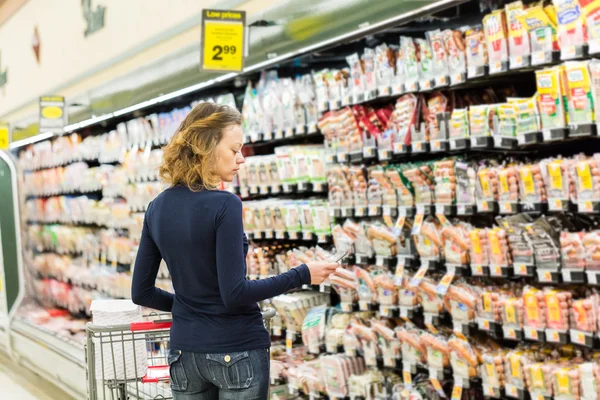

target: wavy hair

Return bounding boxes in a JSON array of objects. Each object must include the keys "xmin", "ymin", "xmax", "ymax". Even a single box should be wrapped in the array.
[{"xmin": 159, "ymin": 102, "xmax": 242, "ymax": 191}]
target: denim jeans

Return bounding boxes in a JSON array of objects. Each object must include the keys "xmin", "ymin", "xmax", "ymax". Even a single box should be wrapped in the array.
[{"xmin": 168, "ymin": 348, "xmax": 270, "ymax": 400}]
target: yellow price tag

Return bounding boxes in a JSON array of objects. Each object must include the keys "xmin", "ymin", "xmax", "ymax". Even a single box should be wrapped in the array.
[
  {"xmin": 202, "ymin": 10, "xmax": 246, "ymax": 71},
  {"xmin": 403, "ymin": 370, "xmax": 412, "ymax": 385},
  {"xmin": 0, "ymin": 124, "xmax": 8, "ymax": 150},
  {"xmin": 451, "ymin": 385, "xmax": 462, "ymax": 400}
]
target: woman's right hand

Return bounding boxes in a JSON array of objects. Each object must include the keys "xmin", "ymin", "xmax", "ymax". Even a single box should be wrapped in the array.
[{"xmin": 305, "ymin": 262, "xmax": 339, "ymax": 285}]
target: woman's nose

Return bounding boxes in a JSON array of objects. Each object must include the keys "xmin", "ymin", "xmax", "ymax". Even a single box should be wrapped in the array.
[{"xmin": 237, "ymin": 153, "xmax": 245, "ymax": 164}]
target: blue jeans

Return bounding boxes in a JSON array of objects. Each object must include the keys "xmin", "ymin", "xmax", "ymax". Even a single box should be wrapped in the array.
[{"xmin": 168, "ymin": 348, "xmax": 270, "ymax": 399}]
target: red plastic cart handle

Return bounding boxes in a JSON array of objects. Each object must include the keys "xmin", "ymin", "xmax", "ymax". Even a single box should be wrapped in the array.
[{"xmin": 130, "ymin": 320, "xmax": 172, "ymax": 331}]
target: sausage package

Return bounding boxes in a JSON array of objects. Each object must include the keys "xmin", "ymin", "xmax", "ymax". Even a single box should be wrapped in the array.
[
  {"xmin": 413, "ymin": 217, "xmax": 442, "ymax": 261},
  {"xmin": 448, "ymin": 335, "xmax": 480, "ymax": 378}
]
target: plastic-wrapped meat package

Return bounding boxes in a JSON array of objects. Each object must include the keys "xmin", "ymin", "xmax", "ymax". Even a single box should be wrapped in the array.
[
  {"xmin": 392, "ymin": 94, "xmax": 419, "ymax": 147},
  {"xmin": 417, "ymin": 38, "xmax": 435, "ymax": 86},
  {"xmin": 443, "ymin": 29, "xmax": 467, "ymax": 78},
  {"xmin": 332, "ymin": 225, "xmax": 356, "ymax": 256},
  {"xmin": 561, "ymin": 232, "xmax": 586, "ymax": 271},
  {"xmin": 448, "ymin": 336, "xmax": 480, "ymax": 378},
  {"xmin": 414, "ymin": 217, "xmax": 442, "ymax": 260},
  {"xmin": 449, "ymin": 108, "xmax": 470, "ymax": 139},
  {"xmin": 523, "ymin": 286, "xmax": 547, "ymax": 330},
  {"xmin": 517, "ymin": 5, "xmax": 558, "ymax": 55},
  {"xmin": 396, "ymin": 326, "xmax": 427, "ymax": 367},
  {"xmin": 349, "ymin": 166, "xmax": 368, "ymax": 209},
  {"xmin": 554, "ymin": 0, "xmax": 587, "ymax": 54},
  {"xmin": 483, "ymin": 9, "xmax": 509, "ymax": 69},
  {"xmin": 505, "ymin": 1, "xmax": 531, "ymax": 63},
  {"xmin": 442, "ymin": 222, "xmax": 471, "ymax": 265},
  {"xmin": 543, "ymin": 288, "xmax": 572, "ymax": 331},
  {"xmin": 584, "ymin": 231, "xmax": 600, "ymax": 271},
  {"xmin": 497, "ymin": 166, "xmax": 520, "ymax": 203},
  {"xmin": 367, "ymin": 223, "xmax": 397, "ymax": 257},
  {"xmin": 385, "ymin": 167, "xmax": 414, "ymax": 208},
  {"xmin": 455, "ymin": 162, "xmax": 477, "ymax": 206},
  {"xmin": 325, "ymin": 313, "xmax": 351, "ymax": 353},
  {"xmin": 477, "ymin": 288, "xmax": 509, "ymax": 324},
  {"xmin": 541, "ymin": 158, "xmax": 573, "ymax": 205},
  {"xmin": 344, "ymin": 221, "xmax": 372, "ymax": 257},
  {"xmin": 327, "ymin": 165, "xmax": 353, "ymax": 209},
  {"xmin": 524, "ymin": 362, "xmax": 557, "ymax": 398},
  {"xmin": 570, "ymin": 293, "xmax": 599, "ymax": 333},
  {"xmin": 498, "ymin": 215, "xmax": 533, "ymax": 265},
  {"xmin": 553, "ymin": 364, "xmax": 582, "ymax": 400},
  {"xmin": 469, "ymin": 228, "xmax": 491, "ymax": 267},
  {"xmin": 579, "ymin": 362, "xmax": 600, "ymax": 400},
  {"xmin": 356, "ymin": 267, "xmax": 378, "ymax": 305},
  {"xmin": 426, "ymin": 92, "xmax": 449, "ymax": 141},
  {"xmin": 418, "ymin": 277, "xmax": 446, "ymax": 315},
  {"xmin": 526, "ymin": 216, "xmax": 561, "ymax": 270},
  {"xmin": 517, "ymin": 164, "xmax": 547, "ymax": 204},
  {"xmin": 487, "ymin": 228, "xmax": 512, "ymax": 267},
  {"xmin": 398, "ymin": 272, "xmax": 419, "ymax": 307},
  {"xmin": 421, "ymin": 331, "xmax": 450, "ymax": 371},
  {"xmin": 427, "ymin": 29, "xmax": 450, "ymax": 81},
  {"xmin": 302, "ymin": 306, "xmax": 329, "ymax": 354},
  {"xmin": 564, "ymin": 61, "xmax": 595, "ymax": 125},
  {"xmin": 373, "ymin": 272, "xmax": 397, "ymax": 307},
  {"xmin": 403, "ymin": 164, "xmax": 435, "ymax": 205},
  {"xmin": 433, "ymin": 159, "xmax": 456, "ymax": 205},
  {"xmin": 400, "ymin": 37, "xmax": 420, "ymax": 89},
  {"xmin": 370, "ymin": 168, "xmax": 397, "ymax": 209},
  {"xmin": 573, "ymin": 156, "xmax": 600, "ymax": 203},
  {"xmin": 502, "ymin": 297, "xmax": 525, "ymax": 330},
  {"xmin": 444, "ymin": 281, "xmax": 479, "ymax": 326},
  {"xmin": 390, "ymin": 216, "xmax": 415, "ymax": 258},
  {"xmin": 321, "ymin": 355, "xmax": 366, "ymax": 398},
  {"xmin": 481, "ymin": 349, "xmax": 507, "ymax": 391},
  {"xmin": 477, "ymin": 166, "xmax": 499, "ymax": 202},
  {"xmin": 465, "ymin": 27, "xmax": 488, "ymax": 72}
]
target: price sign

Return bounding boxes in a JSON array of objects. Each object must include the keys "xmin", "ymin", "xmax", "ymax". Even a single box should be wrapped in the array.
[
  {"xmin": 201, "ymin": 9, "xmax": 246, "ymax": 71},
  {"xmin": 0, "ymin": 123, "xmax": 8, "ymax": 149},
  {"xmin": 39, "ymin": 96, "xmax": 66, "ymax": 132}
]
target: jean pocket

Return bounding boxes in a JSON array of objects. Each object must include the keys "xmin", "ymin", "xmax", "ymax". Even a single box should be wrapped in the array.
[
  {"xmin": 168, "ymin": 349, "xmax": 188, "ymax": 392},
  {"xmin": 206, "ymin": 351, "xmax": 254, "ymax": 390}
]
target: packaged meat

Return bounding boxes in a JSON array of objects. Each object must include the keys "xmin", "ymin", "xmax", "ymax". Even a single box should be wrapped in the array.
[
  {"xmin": 465, "ymin": 26, "xmax": 488, "ymax": 76},
  {"xmin": 403, "ymin": 163, "xmax": 435, "ymax": 206},
  {"xmin": 536, "ymin": 67, "xmax": 568, "ymax": 131},
  {"xmin": 441, "ymin": 222, "xmax": 471, "ymax": 265},
  {"xmin": 418, "ymin": 277, "xmax": 446, "ymax": 315},
  {"xmin": 561, "ymin": 232, "xmax": 586, "ymax": 270},
  {"xmin": 445, "ymin": 281, "xmax": 479, "ymax": 328},
  {"xmin": 427, "ymin": 29, "xmax": 450, "ymax": 85},
  {"xmin": 517, "ymin": 164, "xmax": 547, "ymax": 204},
  {"xmin": 413, "ymin": 217, "xmax": 442, "ymax": 261},
  {"xmin": 524, "ymin": 362, "xmax": 557, "ymax": 398},
  {"xmin": 396, "ymin": 326, "xmax": 427, "ymax": 368},
  {"xmin": 483, "ymin": 9, "xmax": 509, "ymax": 73},
  {"xmin": 541, "ymin": 158, "xmax": 573, "ymax": 207},
  {"xmin": 401, "ymin": 37, "xmax": 420, "ymax": 92},
  {"xmin": 506, "ymin": 1, "xmax": 531, "ymax": 67},
  {"xmin": 421, "ymin": 331, "xmax": 450, "ymax": 371},
  {"xmin": 553, "ymin": 0, "xmax": 587, "ymax": 58},
  {"xmin": 583, "ymin": 231, "xmax": 600, "ymax": 271},
  {"xmin": 518, "ymin": 4, "xmax": 559, "ymax": 57},
  {"xmin": 443, "ymin": 29, "xmax": 467, "ymax": 83},
  {"xmin": 449, "ymin": 108, "xmax": 470, "ymax": 139},
  {"xmin": 564, "ymin": 61, "xmax": 595, "ymax": 126},
  {"xmin": 543, "ymin": 288, "xmax": 572, "ymax": 331},
  {"xmin": 497, "ymin": 165, "xmax": 520, "ymax": 203},
  {"xmin": 433, "ymin": 158, "xmax": 457, "ymax": 205},
  {"xmin": 508, "ymin": 97, "xmax": 540, "ymax": 135},
  {"xmin": 448, "ymin": 336, "xmax": 480, "ymax": 378},
  {"xmin": 502, "ymin": 296, "xmax": 525, "ymax": 331},
  {"xmin": 480, "ymin": 349, "xmax": 507, "ymax": 393},
  {"xmin": 488, "ymin": 228, "xmax": 512, "ymax": 267},
  {"xmin": 573, "ymin": 157, "xmax": 600, "ymax": 203},
  {"xmin": 477, "ymin": 167, "xmax": 499, "ymax": 202},
  {"xmin": 569, "ymin": 293, "xmax": 599, "ymax": 334},
  {"xmin": 469, "ymin": 227, "xmax": 491, "ymax": 268},
  {"xmin": 469, "ymin": 105, "xmax": 492, "ymax": 137},
  {"xmin": 417, "ymin": 38, "xmax": 435, "ymax": 89},
  {"xmin": 523, "ymin": 286, "xmax": 547, "ymax": 330}
]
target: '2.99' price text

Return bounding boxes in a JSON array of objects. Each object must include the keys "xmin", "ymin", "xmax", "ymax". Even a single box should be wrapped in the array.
[{"xmin": 212, "ymin": 45, "xmax": 237, "ymax": 60}]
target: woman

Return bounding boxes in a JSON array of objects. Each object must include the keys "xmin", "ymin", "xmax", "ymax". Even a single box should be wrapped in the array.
[{"xmin": 131, "ymin": 102, "xmax": 338, "ymax": 399}]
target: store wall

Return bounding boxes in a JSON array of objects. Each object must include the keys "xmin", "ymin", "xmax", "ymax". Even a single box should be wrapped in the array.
[{"xmin": 0, "ymin": 0, "xmax": 239, "ymax": 120}]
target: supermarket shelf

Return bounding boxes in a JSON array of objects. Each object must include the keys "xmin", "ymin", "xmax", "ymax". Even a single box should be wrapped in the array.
[
  {"xmin": 26, "ymin": 220, "xmax": 129, "ymax": 230},
  {"xmin": 10, "ymin": 318, "xmax": 86, "ymax": 399},
  {"xmin": 25, "ymin": 189, "xmax": 103, "ymax": 200}
]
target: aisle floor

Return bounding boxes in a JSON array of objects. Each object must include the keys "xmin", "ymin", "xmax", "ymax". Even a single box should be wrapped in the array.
[{"xmin": 0, "ymin": 351, "xmax": 76, "ymax": 400}]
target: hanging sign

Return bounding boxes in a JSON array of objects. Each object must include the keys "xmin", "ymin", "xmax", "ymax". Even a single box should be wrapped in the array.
[
  {"xmin": 39, "ymin": 96, "xmax": 66, "ymax": 132},
  {"xmin": 201, "ymin": 9, "xmax": 246, "ymax": 71},
  {"xmin": 0, "ymin": 123, "xmax": 9, "ymax": 149}
]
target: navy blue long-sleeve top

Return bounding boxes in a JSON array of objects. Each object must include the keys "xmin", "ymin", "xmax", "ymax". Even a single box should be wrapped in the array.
[{"xmin": 131, "ymin": 186, "xmax": 311, "ymax": 353}]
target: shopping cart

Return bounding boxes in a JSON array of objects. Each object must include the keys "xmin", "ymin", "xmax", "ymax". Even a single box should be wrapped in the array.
[{"xmin": 85, "ymin": 308, "xmax": 276, "ymax": 400}]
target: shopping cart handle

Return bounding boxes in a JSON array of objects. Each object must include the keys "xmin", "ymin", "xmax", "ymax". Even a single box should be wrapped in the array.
[
  {"xmin": 130, "ymin": 320, "xmax": 173, "ymax": 332},
  {"xmin": 261, "ymin": 308, "xmax": 276, "ymax": 320}
]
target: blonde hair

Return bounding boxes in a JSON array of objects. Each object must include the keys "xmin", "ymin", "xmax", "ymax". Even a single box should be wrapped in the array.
[{"xmin": 159, "ymin": 102, "xmax": 242, "ymax": 191}]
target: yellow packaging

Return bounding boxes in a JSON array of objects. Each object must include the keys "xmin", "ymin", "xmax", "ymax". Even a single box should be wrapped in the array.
[
  {"xmin": 544, "ymin": 290, "xmax": 561, "ymax": 324},
  {"xmin": 505, "ymin": 299, "xmax": 517, "ymax": 324},
  {"xmin": 584, "ymin": 0, "xmax": 600, "ymax": 47},
  {"xmin": 555, "ymin": 368, "xmax": 571, "ymax": 395},
  {"xmin": 483, "ymin": 292, "xmax": 492, "ymax": 312},
  {"xmin": 518, "ymin": 5, "xmax": 558, "ymax": 51},
  {"xmin": 509, "ymin": 97, "xmax": 540, "ymax": 134},
  {"xmin": 536, "ymin": 67, "xmax": 566, "ymax": 130},
  {"xmin": 519, "ymin": 166, "xmax": 536, "ymax": 196},
  {"xmin": 547, "ymin": 161, "xmax": 563, "ymax": 191},
  {"xmin": 470, "ymin": 229, "xmax": 482, "ymax": 255},
  {"xmin": 553, "ymin": 0, "xmax": 586, "ymax": 52},
  {"xmin": 499, "ymin": 169, "xmax": 510, "ymax": 196},
  {"xmin": 510, "ymin": 352, "xmax": 522, "ymax": 379},
  {"xmin": 524, "ymin": 290, "xmax": 540, "ymax": 324},
  {"xmin": 479, "ymin": 170, "xmax": 492, "ymax": 197},
  {"xmin": 529, "ymin": 364, "xmax": 545, "ymax": 389},
  {"xmin": 564, "ymin": 61, "xmax": 595, "ymax": 124}
]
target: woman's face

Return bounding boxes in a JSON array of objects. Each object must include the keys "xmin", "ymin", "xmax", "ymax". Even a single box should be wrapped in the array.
[{"xmin": 215, "ymin": 124, "xmax": 245, "ymax": 183}]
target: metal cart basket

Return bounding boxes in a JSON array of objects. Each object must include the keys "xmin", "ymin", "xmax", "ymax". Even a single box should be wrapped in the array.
[{"xmin": 85, "ymin": 308, "xmax": 276, "ymax": 400}]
